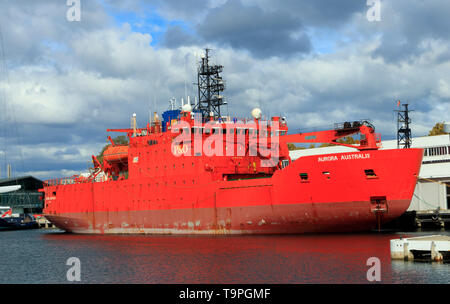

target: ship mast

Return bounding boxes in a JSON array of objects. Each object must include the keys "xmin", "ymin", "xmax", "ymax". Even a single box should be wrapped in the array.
[
  {"xmin": 194, "ymin": 49, "xmax": 226, "ymax": 121},
  {"xmin": 396, "ymin": 102, "xmax": 413, "ymax": 149}
]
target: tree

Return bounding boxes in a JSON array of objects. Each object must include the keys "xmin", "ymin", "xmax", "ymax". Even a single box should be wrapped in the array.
[
  {"xmin": 428, "ymin": 122, "xmax": 447, "ymax": 136},
  {"xmin": 112, "ymin": 135, "xmax": 129, "ymax": 145},
  {"xmin": 287, "ymin": 143, "xmax": 296, "ymax": 150},
  {"xmin": 319, "ymin": 137, "xmax": 359, "ymax": 147},
  {"xmin": 337, "ymin": 136, "xmax": 360, "ymax": 145},
  {"xmin": 319, "ymin": 143, "xmax": 334, "ymax": 147},
  {"xmin": 287, "ymin": 135, "xmax": 362, "ymax": 150},
  {"xmin": 287, "ymin": 143, "xmax": 305, "ymax": 150}
]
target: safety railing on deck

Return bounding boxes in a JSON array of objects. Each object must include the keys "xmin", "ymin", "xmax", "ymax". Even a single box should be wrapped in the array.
[
  {"xmin": 44, "ymin": 171, "xmax": 111, "ymax": 186},
  {"xmin": 44, "ymin": 176, "xmax": 94, "ymax": 186}
]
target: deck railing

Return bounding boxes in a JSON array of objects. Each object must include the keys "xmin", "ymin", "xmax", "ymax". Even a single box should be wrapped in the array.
[{"xmin": 44, "ymin": 176, "xmax": 93, "ymax": 186}]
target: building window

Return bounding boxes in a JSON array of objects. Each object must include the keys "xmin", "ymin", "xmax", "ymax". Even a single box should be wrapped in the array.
[{"xmin": 425, "ymin": 146, "xmax": 450, "ymax": 157}]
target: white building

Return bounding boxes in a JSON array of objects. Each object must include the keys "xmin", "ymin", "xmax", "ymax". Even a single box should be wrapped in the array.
[{"xmin": 289, "ymin": 134, "xmax": 450, "ymax": 212}]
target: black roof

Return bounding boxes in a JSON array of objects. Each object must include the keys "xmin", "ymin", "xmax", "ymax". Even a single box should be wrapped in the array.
[{"xmin": 0, "ymin": 176, "xmax": 43, "ymax": 190}]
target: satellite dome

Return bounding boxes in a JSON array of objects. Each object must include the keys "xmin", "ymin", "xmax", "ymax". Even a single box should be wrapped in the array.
[{"xmin": 251, "ymin": 108, "xmax": 262, "ymax": 120}]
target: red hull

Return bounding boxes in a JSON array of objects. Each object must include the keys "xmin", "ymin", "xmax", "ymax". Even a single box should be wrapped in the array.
[{"xmin": 43, "ymin": 148, "xmax": 423, "ymax": 234}]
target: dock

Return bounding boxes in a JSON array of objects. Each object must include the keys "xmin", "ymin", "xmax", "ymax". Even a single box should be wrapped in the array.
[
  {"xmin": 391, "ymin": 235, "xmax": 450, "ymax": 262},
  {"xmin": 415, "ymin": 209, "xmax": 450, "ymax": 229}
]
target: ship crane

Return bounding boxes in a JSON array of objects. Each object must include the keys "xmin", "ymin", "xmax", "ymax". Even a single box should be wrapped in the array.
[{"xmin": 279, "ymin": 120, "xmax": 381, "ymax": 151}]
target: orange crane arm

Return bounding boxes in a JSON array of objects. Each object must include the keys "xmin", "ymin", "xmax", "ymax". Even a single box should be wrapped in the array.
[{"xmin": 279, "ymin": 122, "xmax": 380, "ymax": 151}]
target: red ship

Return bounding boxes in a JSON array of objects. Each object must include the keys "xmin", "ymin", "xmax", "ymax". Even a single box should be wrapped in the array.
[{"xmin": 41, "ymin": 50, "xmax": 423, "ymax": 234}]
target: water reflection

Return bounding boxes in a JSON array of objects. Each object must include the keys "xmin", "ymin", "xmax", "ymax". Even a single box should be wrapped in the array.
[
  {"xmin": 0, "ymin": 229, "xmax": 448, "ymax": 283},
  {"xmin": 391, "ymin": 260, "xmax": 450, "ymax": 283}
]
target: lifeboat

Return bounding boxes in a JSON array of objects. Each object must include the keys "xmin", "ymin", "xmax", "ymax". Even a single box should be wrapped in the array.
[{"xmin": 102, "ymin": 145, "xmax": 128, "ymax": 163}]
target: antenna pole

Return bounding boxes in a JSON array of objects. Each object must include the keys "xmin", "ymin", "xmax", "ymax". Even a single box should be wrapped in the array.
[
  {"xmin": 396, "ymin": 102, "xmax": 413, "ymax": 149},
  {"xmin": 194, "ymin": 48, "xmax": 226, "ymax": 121}
]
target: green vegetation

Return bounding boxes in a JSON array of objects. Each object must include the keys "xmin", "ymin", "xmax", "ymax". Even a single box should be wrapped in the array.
[
  {"xmin": 428, "ymin": 122, "xmax": 448, "ymax": 136},
  {"xmin": 337, "ymin": 136, "xmax": 360, "ymax": 145},
  {"xmin": 287, "ymin": 143, "xmax": 305, "ymax": 151},
  {"xmin": 287, "ymin": 136, "xmax": 360, "ymax": 150},
  {"xmin": 318, "ymin": 143, "xmax": 334, "ymax": 147}
]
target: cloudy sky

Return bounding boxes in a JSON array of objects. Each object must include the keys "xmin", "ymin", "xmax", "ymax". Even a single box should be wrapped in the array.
[{"xmin": 0, "ymin": 0, "xmax": 449, "ymax": 180}]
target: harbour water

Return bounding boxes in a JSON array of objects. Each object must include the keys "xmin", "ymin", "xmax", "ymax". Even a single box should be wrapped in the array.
[{"xmin": 0, "ymin": 229, "xmax": 448, "ymax": 284}]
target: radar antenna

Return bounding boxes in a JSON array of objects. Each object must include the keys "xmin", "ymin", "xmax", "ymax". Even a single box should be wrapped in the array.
[{"xmin": 194, "ymin": 49, "xmax": 226, "ymax": 120}]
